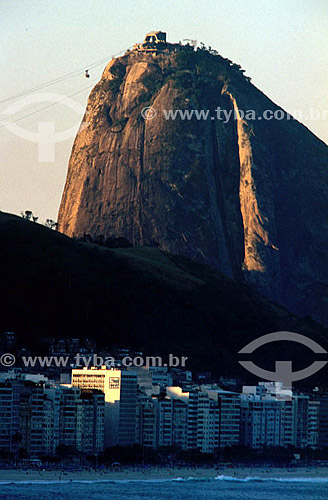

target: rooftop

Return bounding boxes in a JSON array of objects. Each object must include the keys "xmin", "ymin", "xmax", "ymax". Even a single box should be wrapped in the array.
[{"xmin": 133, "ymin": 31, "xmax": 180, "ymax": 53}]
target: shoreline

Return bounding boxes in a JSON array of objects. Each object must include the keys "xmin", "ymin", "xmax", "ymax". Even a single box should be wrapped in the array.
[{"xmin": 1, "ymin": 466, "xmax": 328, "ymax": 483}]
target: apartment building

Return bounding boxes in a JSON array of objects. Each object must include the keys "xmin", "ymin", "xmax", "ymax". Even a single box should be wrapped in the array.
[
  {"xmin": 0, "ymin": 382, "xmax": 20, "ymax": 453},
  {"xmin": 71, "ymin": 367, "xmax": 137, "ymax": 447},
  {"xmin": 240, "ymin": 384, "xmax": 321, "ymax": 449},
  {"xmin": 202, "ymin": 387, "xmax": 241, "ymax": 449},
  {"xmin": 0, "ymin": 380, "xmax": 104, "ymax": 457}
]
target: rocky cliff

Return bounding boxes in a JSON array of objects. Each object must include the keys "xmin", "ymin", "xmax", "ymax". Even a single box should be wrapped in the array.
[{"xmin": 58, "ymin": 43, "xmax": 328, "ymax": 325}]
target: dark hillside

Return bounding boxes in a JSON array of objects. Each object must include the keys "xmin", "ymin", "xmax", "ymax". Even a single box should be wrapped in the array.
[{"xmin": 0, "ymin": 211, "xmax": 327, "ymax": 383}]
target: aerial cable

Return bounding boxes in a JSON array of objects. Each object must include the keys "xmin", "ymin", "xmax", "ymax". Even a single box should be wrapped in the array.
[
  {"xmin": 0, "ymin": 84, "xmax": 94, "ymax": 130},
  {"xmin": 0, "ymin": 58, "xmax": 106, "ymax": 105},
  {"xmin": 0, "ymin": 45, "xmax": 132, "ymax": 106}
]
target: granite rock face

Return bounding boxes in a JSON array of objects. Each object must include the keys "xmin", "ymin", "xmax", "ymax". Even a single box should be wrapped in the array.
[{"xmin": 58, "ymin": 47, "xmax": 328, "ymax": 324}]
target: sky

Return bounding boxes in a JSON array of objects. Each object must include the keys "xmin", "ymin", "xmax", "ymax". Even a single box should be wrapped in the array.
[{"xmin": 0, "ymin": 0, "xmax": 327, "ymax": 221}]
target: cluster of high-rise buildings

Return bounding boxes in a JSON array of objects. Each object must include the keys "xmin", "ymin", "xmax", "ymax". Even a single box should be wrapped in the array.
[
  {"xmin": 0, "ymin": 375, "xmax": 105, "ymax": 457},
  {"xmin": 0, "ymin": 366, "xmax": 327, "ymax": 458}
]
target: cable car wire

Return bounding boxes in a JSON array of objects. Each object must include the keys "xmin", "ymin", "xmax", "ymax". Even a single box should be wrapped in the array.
[
  {"xmin": 0, "ymin": 84, "xmax": 94, "ymax": 130},
  {"xmin": 0, "ymin": 45, "xmax": 132, "ymax": 106}
]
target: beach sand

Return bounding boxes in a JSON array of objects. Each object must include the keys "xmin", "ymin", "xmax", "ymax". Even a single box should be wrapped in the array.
[{"xmin": 1, "ymin": 466, "xmax": 328, "ymax": 482}]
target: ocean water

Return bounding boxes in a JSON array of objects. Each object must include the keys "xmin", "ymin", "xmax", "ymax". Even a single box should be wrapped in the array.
[{"xmin": 1, "ymin": 476, "xmax": 328, "ymax": 500}]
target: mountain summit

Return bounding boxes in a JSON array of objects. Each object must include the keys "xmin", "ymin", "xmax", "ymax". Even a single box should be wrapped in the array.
[{"xmin": 58, "ymin": 33, "xmax": 328, "ymax": 324}]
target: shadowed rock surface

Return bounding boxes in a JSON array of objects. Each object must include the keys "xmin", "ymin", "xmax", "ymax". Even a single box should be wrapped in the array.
[{"xmin": 58, "ymin": 44, "xmax": 328, "ymax": 325}]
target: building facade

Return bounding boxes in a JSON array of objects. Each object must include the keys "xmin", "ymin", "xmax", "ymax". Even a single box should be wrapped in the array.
[
  {"xmin": 0, "ymin": 380, "xmax": 104, "ymax": 457},
  {"xmin": 71, "ymin": 367, "xmax": 137, "ymax": 447}
]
